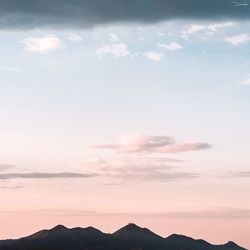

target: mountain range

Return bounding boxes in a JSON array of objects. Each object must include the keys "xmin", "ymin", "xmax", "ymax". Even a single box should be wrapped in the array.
[{"xmin": 0, "ymin": 223, "xmax": 247, "ymax": 250}]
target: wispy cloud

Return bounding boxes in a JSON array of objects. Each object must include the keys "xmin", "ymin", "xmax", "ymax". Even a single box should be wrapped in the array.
[
  {"xmin": 1, "ymin": 66, "xmax": 22, "ymax": 72},
  {"xmin": 144, "ymin": 52, "xmax": 165, "ymax": 61},
  {"xmin": 221, "ymin": 170, "xmax": 250, "ymax": 178},
  {"xmin": 0, "ymin": 185, "xmax": 24, "ymax": 189},
  {"xmin": 81, "ymin": 157, "xmax": 198, "ymax": 183},
  {"xmin": 239, "ymin": 79, "xmax": 250, "ymax": 85},
  {"xmin": 91, "ymin": 134, "xmax": 211, "ymax": 154},
  {"xmin": 97, "ymin": 43, "xmax": 129, "ymax": 57},
  {"xmin": 182, "ymin": 22, "xmax": 235, "ymax": 39},
  {"xmin": 225, "ymin": 33, "xmax": 250, "ymax": 45},
  {"xmin": 109, "ymin": 33, "xmax": 119, "ymax": 42},
  {"xmin": 151, "ymin": 207, "xmax": 250, "ymax": 220},
  {"xmin": 158, "ymin": 42, "xmax": 183, "ymax": 51},
  {"xmin": 9, "ymin": 207, "xmax": 250, "ymax": 220},
  {"xmin": 21, "ymin": 36, "xmax": 64, "ymax": 53},
  {"xmin": 0, "ymin": 172, "xmax": 96, "ymax": 180},
  {"xmin": 68, "ymin": 34, "xmax": 82, "ymax": 41}
]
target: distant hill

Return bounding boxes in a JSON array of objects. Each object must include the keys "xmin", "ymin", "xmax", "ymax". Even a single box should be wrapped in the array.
[{"xmin": 0, "ymin": 223, "xmax": 247, "ymax": 250}]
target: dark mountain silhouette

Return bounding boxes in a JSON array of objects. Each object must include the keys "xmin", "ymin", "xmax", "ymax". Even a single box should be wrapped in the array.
[
  {"xmin": 0, "ymin": 224, "xmax": 247, "ymax": 250},
  {"xmin": 113, "ymin": 223, "xmax": 165, "ymax": 249}
]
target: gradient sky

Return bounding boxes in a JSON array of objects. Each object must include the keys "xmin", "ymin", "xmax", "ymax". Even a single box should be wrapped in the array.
[{"xmin": 0, "ymin": 0, "xmax": 250, "ymax": 249}]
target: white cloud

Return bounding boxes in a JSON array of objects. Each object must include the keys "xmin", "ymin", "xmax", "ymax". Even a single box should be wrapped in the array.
[
  {"xmin": 207, "ymin": 22, "xmax": 235, "ymax": 32},
  {"xmin": 1, "ymin": 66, "xmax": 22, "ymax": 72},
  {"xmin": 68, "ymin": 34, "xmax": 82, "ymax": 41},
  {"xmin": 144, "ymin": 51, "xmax": 165, "ymax": 61},
  {"xmin": 97, "ymin": 43, "xmax": 129, "ymax": 57},
  {"xmin": 21, "ymin": 36, "xmax": 64, "ymax": 53},
  {"xmin": 138, "ymin": 36, "xmax": 146, "ymax": 41},
  {"xmin": 185, "ymin": 24, "xmax": 207, "ymax": 35},
  {"xmin": 182, "ymin": 22, "xmax": 235, "ymax": 39},
  {"xmin": 239, "ymin": 79, "xmax": 250, "ymax": 85},
  {"xmin": 109, "ymin": 33, "xmax": 119, "ymax": 42},
  {"xmin": 158, "ymin": 42, "xmax": 183, "ymax": 51},
  {"xmin": 225, "ymin": 33, "xmax": 250, "ymax": 45}
]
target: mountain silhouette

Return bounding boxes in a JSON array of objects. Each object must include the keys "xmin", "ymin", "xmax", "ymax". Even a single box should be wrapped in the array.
[{"xmin": 0, "ymin": 224, "xmax": 246, "ymax": 250}]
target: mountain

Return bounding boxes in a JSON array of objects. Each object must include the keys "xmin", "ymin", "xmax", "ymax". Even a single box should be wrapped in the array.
[
  {"xmin": 113, "ymin": 223, "xmax": 165, "ymax": 249},
  {"xmin": 0, "ymin": 224, "xmax": 247, "ymax": 250}
]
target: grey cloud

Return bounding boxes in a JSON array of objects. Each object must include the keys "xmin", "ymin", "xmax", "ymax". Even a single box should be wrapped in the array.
[
  {"xmin": 0, "ymin": 172, "xmax": 97, "ymax": 180},
  {"xmin": 91, "ymin": 135, "xmax": 211, "ymax": 154},
  {"xmin": 158, "ymin": 142, "xmax": 212, "ymax": 153},
  {"xmin": 0, "ymin": 0, "xmax": 250, "ymax": 30}
]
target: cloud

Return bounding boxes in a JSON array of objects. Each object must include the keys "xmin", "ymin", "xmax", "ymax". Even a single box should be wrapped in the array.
[
  {"xmin": 21, "ymin": 36, "xmax": 64, "ymax": 53},
  {"xmin": 0, "ymin": 185, "xmax": 24, "ymax": 189},
  {"xmin": 97, "ymin": 43, "xmax": 129, "ymax": 57},
  {"xmin": 109, "ymin": 33, "xmax": 119, "ymax": 42},
  {"xmin": 207, "ymin": 22, "xmax": 235, "ymax": 31},
  {"xmin": 239, "ymin": 79, "xmax": 250, "ymax": 85},
  {"xmin": 144, "ymin": 52, "xmax": 165, "ymax": 61},
  {"xmin": 68, "ymin": 34, "xmax": 82, "ymax": 41},
  {"xmin": 225, "ymin": 33, "xmax": 250, "ymax": 45},
  {"xmin": 81, "ymin": 157, "xmax": 198, "ymax": 183},
  {"xmin": 157, "ymin": 142, "xmax": 212, "ymax": 153},
  {"xmin": 91, "ymin": 134, "xmax": 211, "ymax": 154},
  {"xmin": 0, "ymin": 1, "xmax": 249, "ymax": 30},
  {"xmin": 222, "ymin": 170, "xmax": 250, "ymax": 178},
  {"xmin": 16, "ymin": 207, "xmax": 250, "ymax": 220},
  {"xmin": 1, "ymin": 67, "xmax": 22, "ymax": 72},
  {"xmin": 182, "ymin": 22, "xmax": 235, "ymax": 39},
  {"xmin": 158, "ymin": 42, "xmax": 183, "ymax": 51},
  {"xmin": 0, "ymin": 164, "xmax": 15, "ymax": 172},
  {"xmin": 150, "ymin": 207, "xmax": 250, "ymax": 220},
  {"xmin": 0, "ymin": 172, "xmax": 96, "ymax": 180}
]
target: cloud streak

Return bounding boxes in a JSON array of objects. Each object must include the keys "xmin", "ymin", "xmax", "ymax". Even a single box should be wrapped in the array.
[
  {"xmin": 7, "ymin": 207, "xmax": 250, "ymax": 220},
  {"xmin": 0, "ymin": 172, "xmax": 96, "ymax": 180},
  {"xmin": 222, "ymin": 170, "xmax": 250, "ymax": 178},
  {"xmin": 91, "ymin": 134, "xmax": 211, "ymax": 154},
  {"xmin": 225, "ymin": 33, "xmax": 250, "ymax": 45},
  {"xmin": 0, "ymin": 0, "xmax": 250, "ymax": 30},
  {"xmin": 240, "ymin": 79, "xmax": 250, "ymax": 85}
]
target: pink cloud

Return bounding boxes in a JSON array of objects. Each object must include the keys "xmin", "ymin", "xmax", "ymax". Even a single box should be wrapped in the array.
[
  {"xmin": 81, "ymin": 157, "xmax": 198, "ymax": 183},
  {"xmin": 91, "ymin": 134, "xmax": 211, "ymax": 154}
]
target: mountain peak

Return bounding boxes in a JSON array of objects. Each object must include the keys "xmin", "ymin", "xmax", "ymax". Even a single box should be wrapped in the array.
[
  {"xmin": 124, "ymin": 223, "xmax": 141, "ymax": 230},
  {"xmin": 224, "ymin": 241, "xmax": 245, "ymax": 249},
  {"xmin": 50, "ymin": 225, "xmax": 69, "ymax": 232},
  {"xmin": 114, "ymin": 223, "xmax": 144, "ymax": 234},
  {"xmin": 113, "ymin": 223, "xmax": 162, "ymax": 240}
]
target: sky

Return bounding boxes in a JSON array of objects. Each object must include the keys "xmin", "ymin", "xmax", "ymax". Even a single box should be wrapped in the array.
[{"xmin": 0, "ymin": 0, "xmax": 250, "ymax": 248}]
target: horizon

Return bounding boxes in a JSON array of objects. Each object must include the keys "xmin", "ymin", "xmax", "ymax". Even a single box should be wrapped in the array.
[{"xmin": 0, "ymin": 1, "xmax": 250, "ymax": 249}]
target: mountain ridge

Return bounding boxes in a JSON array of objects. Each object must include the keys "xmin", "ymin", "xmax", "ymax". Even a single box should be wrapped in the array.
[{"xmin": 0, "ymin": 224, "xmax": 247, "ymax": 250}]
